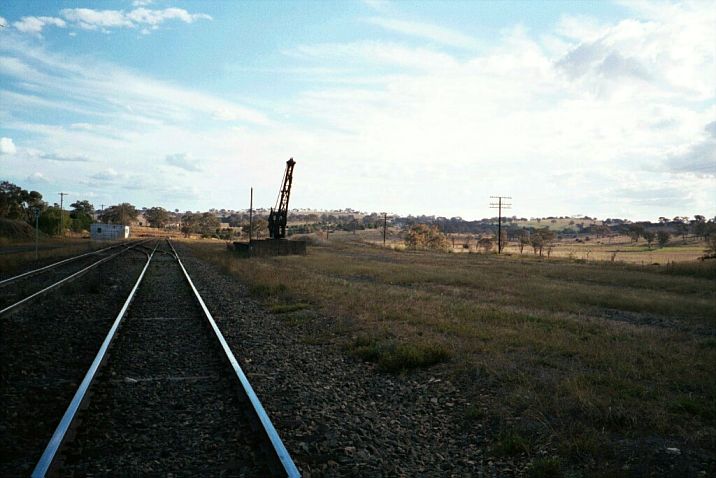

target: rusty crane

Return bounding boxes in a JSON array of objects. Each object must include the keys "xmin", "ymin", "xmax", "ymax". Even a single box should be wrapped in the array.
[{"xmin": 268, "ymin": 158, "xmax": 295, "ymax": 240}]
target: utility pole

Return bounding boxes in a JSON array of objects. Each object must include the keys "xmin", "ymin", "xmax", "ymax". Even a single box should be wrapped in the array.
[
  {"xmin": 383, "ymin": 213, "xmax": 387, "ymax": 246},
  {"xmin": 33, "ymin": 207, "xmax": 40, "ymax": 260},
  {"xmin": 249, "ymin": 187, "xmax": 253, "ymax": 243},
  {"xmin": 58, "ymin": 192, "xmax": 68, "ymax": 236},
  {"xmin": 490, "ymin": 196, "xmax": 512, "ymax": 254}
]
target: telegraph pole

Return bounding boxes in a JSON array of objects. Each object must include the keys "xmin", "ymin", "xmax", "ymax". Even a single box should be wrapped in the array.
[
  {"xmin": 383, "ymin": 213, "xmax": 387, "ymax": 246},
  {"xmin": 490, "ymin": 196, "xmax": 512, "ymax": 254},
  {"xmin": 249, "ymin": 187, "xmax": 253, "ymax": 243},
  {"xmin": 58, "ymin": 192, "xmax": 68, "ymax": 236},
  {"xmin": 33, "ymin": 207, "xmax": 40, "ymax": 260}
]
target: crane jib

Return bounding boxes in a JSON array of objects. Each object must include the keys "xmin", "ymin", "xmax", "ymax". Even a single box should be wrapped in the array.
[{"xmin": 268, "ymin": 158, "xmax": 295, "ymax": 240}]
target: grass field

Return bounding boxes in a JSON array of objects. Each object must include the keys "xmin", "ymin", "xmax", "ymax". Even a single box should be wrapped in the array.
[
  {"xmin": 351, "ymin": 229, "xmax": 709, "ymax": 264},
  {"xmin": 191, "ymin": 237, "xmax": 716, "ymax": 474}
]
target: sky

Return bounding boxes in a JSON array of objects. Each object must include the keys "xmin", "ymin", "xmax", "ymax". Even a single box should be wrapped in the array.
[{"xmin": 0, "ymin": 0, "xmax": 714, "ymax": 221}]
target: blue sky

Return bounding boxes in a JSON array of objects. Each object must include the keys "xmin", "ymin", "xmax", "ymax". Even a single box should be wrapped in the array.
[{"xmin": 0, "ymin": 0, "xmax": 714, "ymax": 220}]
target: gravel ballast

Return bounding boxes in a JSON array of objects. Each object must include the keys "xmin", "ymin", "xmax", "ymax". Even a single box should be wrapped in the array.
[
  {"xmin": 59, "ymin": 244, "xmax": 273, "ymax": 476},
  {"xmin": 0, "ymin": 248, "xmax": 148, "ymax": 476},
  {"xmin": 177, "ymin": 244, "xmax": 511, "ymax": 477}
]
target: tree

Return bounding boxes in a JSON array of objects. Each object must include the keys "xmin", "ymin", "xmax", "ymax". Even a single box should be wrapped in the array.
[
  {"xmin": 242, "ymin": 218, "xmax": 268, "ymax": 240},
  {"xmin": 692, "ymin": 215, "xmax": 707, "ymax": 239},
  {"xmin": 530, "ymin": 227, "xmax": 555, "ymax": 257},
  {"xmin": 69, "ymin": 200, "xmax": 94, "ymax": 232},
  {"xmin": 99, "ymin": 203, "xmax": 138, "ymax": 225},
  {"xmin": 477, "ymin": 237, "xmax": 494, "ymax": 253},
  {"xmin": 38, "ymin": 206, "xmax": 71, "ymax": 235},
  {"xmin": 530, "ymin": 234, "xmax": 544, "ymax": 256},
  {"xmin": 0, "ymin": 181, "xmax": 46, "ymax": 222},
  {"xmin": 181, "ymin": 212, "xmax": 221, "ymax": 237},
  {"xmin": 498, "ymin": 229, "xmax": 508, "ymax": 253},
  {"xmin": 405, "ymin": 224, "xmax": 449, "ymax": 251},
  {"xmin": 518, "ymin": 231, "xmax": 530, "ymax": 254},
  {"xmin": 643, "ymin": 230, "xmax": 655, "ymax": 249},
  {"xmin": 144, "ymin": 207, "xmax": 170, "ymax": 228},
  {"xmin": 705, "ymin": 235, "xmax": 716, "ymax": 259},
  {"xmin": 627, "ymin": 224, "xmax": 644, "ymax": 242},
  {"xmin": 657, "ymin": 231, "xmax": 670, "ymax": 247}
]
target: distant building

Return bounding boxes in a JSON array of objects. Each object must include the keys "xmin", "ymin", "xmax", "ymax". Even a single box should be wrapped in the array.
[{"xmin": 91, "ymin": 223, "xmax": 130, "ymax": 240}]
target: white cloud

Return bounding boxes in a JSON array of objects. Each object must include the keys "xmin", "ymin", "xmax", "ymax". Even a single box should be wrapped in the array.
[
  {"xmin": 166, "ymin": 153, "xmax": 202, "ymax": 172},
  {"xmin": 554, "ymin": 6, "xmax": 716, "ymax": 100},
  {"xmin": 41, "ymin": 152, "xmax": 91, "ymax": 162},
  {"xmin": 1, "ymin": 1, "xmax": 714, "ymax": 219},
  {"xmin": 366, "ymin": 17, "xmax": 479, "ymax": 49},
  {"xmin": 126, "ymin": 8, "xmax": 211, "ymax": 25},
  {"xmin": 59, "ymin": 7, "xmax": 211, "ymax": 32},
  {"xmin": 26, "ymin": 172, "xmax": 49, "ymax": 183},
  {"xmin": 0, "ymin": 39, "xmax": 267, "ymax": 125},
  {"xmin": 13, "ymin": 16, "xmax": 66, "ymax": 35},
  {"xmin": 0, "ymin": 137, "xmax": 17, "ymax": 155},
  {"xmin": 90, "ymin": 168, "xmax": 120, "ymax": 181},
  {"xmin": 60, "ymin": 9, "xmax": 132, "ymax": 30},
  {"xmin": 0, "ymin": 16, "xmax": 8, "ymax": 27}
]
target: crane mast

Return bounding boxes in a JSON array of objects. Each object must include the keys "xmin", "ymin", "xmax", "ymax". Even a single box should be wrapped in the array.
[{"xmin": 268, "ymin": 158, "xmax": 295, "ymax": 239}]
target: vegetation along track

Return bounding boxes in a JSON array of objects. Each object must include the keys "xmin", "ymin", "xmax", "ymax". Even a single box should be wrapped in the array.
[
  {"xmin": 33, "ymin": 239, "xmax": 299, "ymax": 477},
  {"xmin": 0, "ymin": 240, "xmax": 151, "ymax": 316}
]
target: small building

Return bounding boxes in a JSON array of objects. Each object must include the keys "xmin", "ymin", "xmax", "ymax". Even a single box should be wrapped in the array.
[{"xmin": 91, "ymin": 223, "xmax": 130, "ymax": 240}]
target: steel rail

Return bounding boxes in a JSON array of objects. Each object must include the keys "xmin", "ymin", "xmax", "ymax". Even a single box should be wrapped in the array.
[
  {"xmin": 0, "ymin": 240, "xmax": 149, "ymax": 317},
  {"xmin": 168, "ymin": 240, "xmax": 300, "ymax": 478},
  {"xmin": 0, "ymin": 241, "xmax": 132, "ymax": 287},
  {"xmin": 31, "ymin": 242, "xmax": 159, "ymax": 478}
]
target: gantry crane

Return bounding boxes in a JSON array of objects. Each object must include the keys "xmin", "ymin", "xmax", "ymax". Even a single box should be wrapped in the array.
[{"xmin": 268, "ymin": 158, "xmax": 295, "ymax": 239}]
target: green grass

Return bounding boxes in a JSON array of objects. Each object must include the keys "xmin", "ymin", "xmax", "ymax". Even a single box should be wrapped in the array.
[
  {"xmin": 269, "ymin": 303, "xmax": 310, "ymax": 314},
  {"xmin": 189, "ymin": 239, "xmax": 716, "ymax": 471},
  {"xmin": 493, "ymin": 429, "xmax": 530, "ymax": 456},
  {"xmin": 527, "ymin": 457, "xmax": 563, "ymax": 478},
  {"xmin": 350, "ymin": 336, "xmax": 451, "ymax": 372}
]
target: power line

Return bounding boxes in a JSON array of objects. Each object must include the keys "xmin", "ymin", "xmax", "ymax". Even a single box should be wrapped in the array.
[{"xmin": 489, "ymin": 196, "xmax": 512, "ymax": 254}]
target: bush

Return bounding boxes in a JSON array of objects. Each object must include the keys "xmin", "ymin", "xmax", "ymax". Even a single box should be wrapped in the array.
[
  {"xmin": 493, "ymin": 430, "xmax": 529, "ymax": 456},
  {"xmin": 405, "ymin": 224, "xmax": 450, "ymax": 251},
  {"xmin": 527, "ymin": 457, "xmax": 563, "ymax": 478},
  {"xmin": 351, "ymin": 337, "xmax": 451, "ymax": 372}
]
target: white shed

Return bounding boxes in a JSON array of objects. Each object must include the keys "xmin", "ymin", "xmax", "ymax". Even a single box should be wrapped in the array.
[{"xmin": 90, "ymin": 223, "xmax": 130, "ymax": 240}]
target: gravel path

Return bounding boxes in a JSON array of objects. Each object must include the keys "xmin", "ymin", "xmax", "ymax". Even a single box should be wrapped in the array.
[
  {"xmin": 177, "ymin": 244, "xmax": 517, "ymax": 477},
  {"xmin": 58, "ymin": 243, "xmax": 273, "ymax": 476},
  {"xmin": 0, "ymin": 248, "xmax": 148, "ymax": 476}
]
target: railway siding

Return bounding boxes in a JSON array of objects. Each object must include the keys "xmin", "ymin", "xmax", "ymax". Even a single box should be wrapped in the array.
[{"xmin": 0, "ymin": 248, "xmax": 149, "ymax": 476}]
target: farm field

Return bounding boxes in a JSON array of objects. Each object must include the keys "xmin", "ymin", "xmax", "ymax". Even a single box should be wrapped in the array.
[
  {"xmin": 191, "ymin": 237, "xmax": 716, "ymax": 475},
  {"xmin": 348, "ymin": 229, "xmax": 709, "ymax": 264}
]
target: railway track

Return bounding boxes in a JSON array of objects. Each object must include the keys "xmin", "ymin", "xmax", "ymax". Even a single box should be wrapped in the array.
[
  {"xmin": 0, "ymin": 240, "xmax": 150, "ymax": 316},
  {"xmin": 32, "ymin": 239, "xmax": 299, "ymax": 477},
  {"xmin": 0, "ymin": 245, "xmax": 150, "ymax": 475}
]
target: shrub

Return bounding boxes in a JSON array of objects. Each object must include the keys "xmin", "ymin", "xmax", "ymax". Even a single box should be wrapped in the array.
[
  {"xmin": 351, "ymin": 337, "xmax": 451, "ymax": 372},
  {"xmin": 405, "ymin": 224, "xmax": 450, "ymax": 251}
]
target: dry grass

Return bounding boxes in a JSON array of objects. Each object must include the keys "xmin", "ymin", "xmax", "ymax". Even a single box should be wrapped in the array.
[
  {"xmin": 189, "ymin": 238, "xmax": 716, "ymax": 468},
  {"xmin": 0, "ymin": 239, "xmax": 110, "ymax": 275}
]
